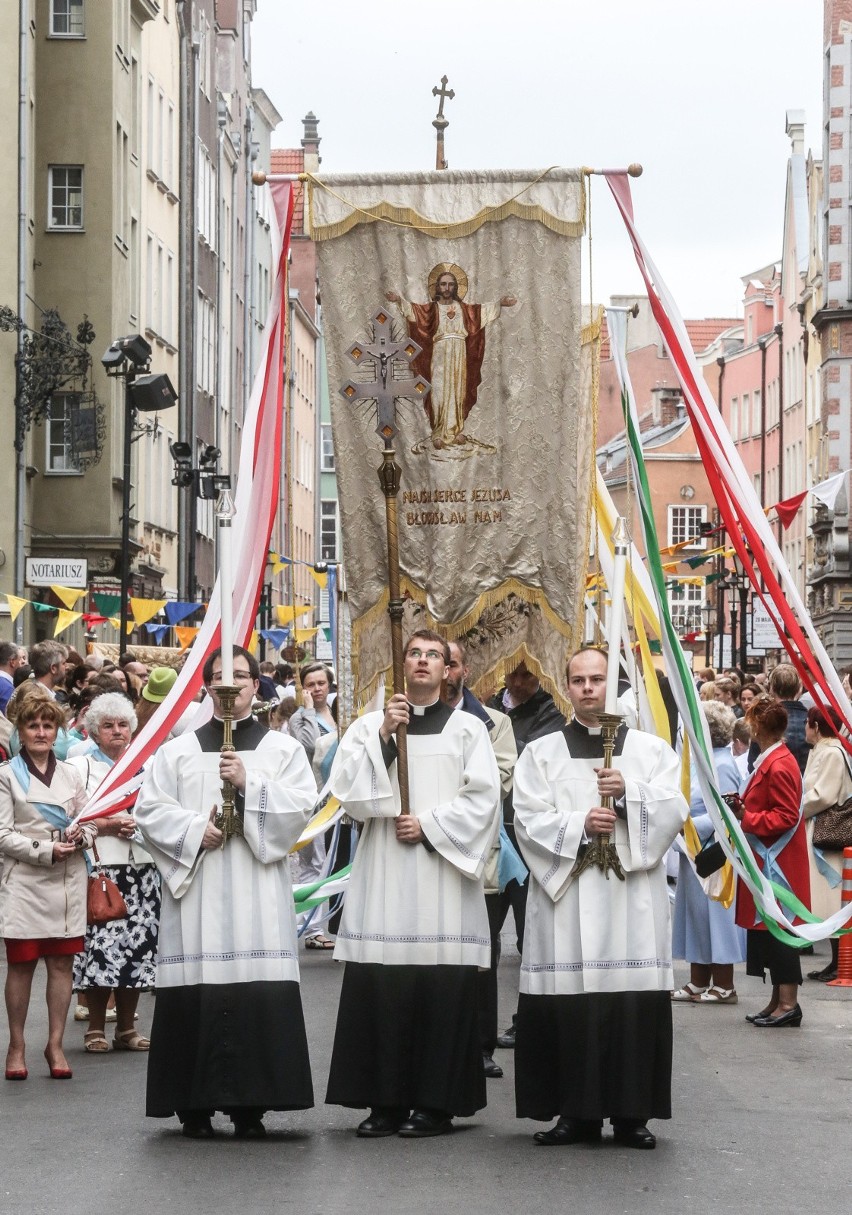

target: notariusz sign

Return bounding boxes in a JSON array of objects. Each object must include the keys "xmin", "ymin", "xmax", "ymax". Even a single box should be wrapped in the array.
[{"xmin": 25, "ymin": 558, "xmax": 88, "ymax": 589}]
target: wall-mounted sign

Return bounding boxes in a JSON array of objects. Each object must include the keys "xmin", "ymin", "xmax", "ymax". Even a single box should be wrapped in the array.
[{"xmin": 25, "ymin": 557, "xmax": 88, "ymax": 589}]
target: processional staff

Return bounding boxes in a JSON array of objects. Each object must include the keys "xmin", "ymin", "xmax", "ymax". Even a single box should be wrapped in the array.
[
  {"xmin": 211, "ymin": 483, "xmax": 244, "ymax": 844},
  {"xmin": 431, "ymin": 75, "xmax": 454, "ymax": 170},
  {"xmin": 575, "ymin": 517, "xmax": 629, "ymax": 881},
  {"xmin": 340, "ymin": 310, "xmax": 431, "ymax": 813}
]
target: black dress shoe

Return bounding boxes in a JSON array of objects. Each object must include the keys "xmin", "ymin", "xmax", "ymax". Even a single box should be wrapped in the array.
[
  {"xmin": 612, "ymin": 1123, "xmax": 656, "ymax": 1150},
  {"xmin": 397, "ymin": 1109, "xmax": 453, "ymax": 1137},
  {"xmin": 745, "ymin": 1006, "xmax": 775, "ymax": 1024},
  {"xmin": 753, "ymin": 1004, "xmax": 803, "ymax": 1028},
  {"xmin": 483, "ymin": 1052, "xmax": 504, "ymax": 1079},
  {"xmin": 181, "ymin": 1115, "xmax": 215, "ymax": 1139},
  {"xmin": 232, "ymin": 1117, "xmax": 266, "ymax": 1139},
  {"xmin": 356, "ymin": 1107, "xmax": 409, "ymax": 1138},
  {"xmin": 496, "ymin": 1023, "xmax": 516, "ymax": 1049},
  {"xmin": 533, "ymin": 1118, "xmax": 602, "ymax": 1146},
  {"xmin": 807, "ymin": 964, "xmax": 837, "ymax": 982}
]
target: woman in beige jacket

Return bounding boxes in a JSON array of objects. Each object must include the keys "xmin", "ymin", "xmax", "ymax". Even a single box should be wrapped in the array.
[
  {"xmin": 803, "ymin": 706, "xmax": 852, "ymax": 982},
  {"xmin": 0, "ymin": 693, "xmax": 93, "ymax": 1080}
]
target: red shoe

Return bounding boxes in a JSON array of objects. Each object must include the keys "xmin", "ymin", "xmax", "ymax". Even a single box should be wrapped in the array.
[
  {"xmin": 44, "ymin": 1050, "xmax": 72, "ymax": 1079},
  {"xmin": 5, "ymin": 1068, "xmax": 28, "ymax": 1081}
]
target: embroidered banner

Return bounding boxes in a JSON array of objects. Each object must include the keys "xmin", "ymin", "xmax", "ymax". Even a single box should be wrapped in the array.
[{"xmin": 313, "ymin": 168, "xmax": 591, "ymax": 710}]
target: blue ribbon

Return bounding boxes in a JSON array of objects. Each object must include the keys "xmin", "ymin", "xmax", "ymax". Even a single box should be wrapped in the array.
[{"xmin": 497, "ymin": 824, "xmax": 527, "ymax": 892}]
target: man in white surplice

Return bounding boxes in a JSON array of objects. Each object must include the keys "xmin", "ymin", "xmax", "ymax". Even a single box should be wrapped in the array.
[
  {"xmin": 135, "ymin": 646, "xmax": 317, "ymax": 1141},
  {"xmin": 513, "ymin": 646, "xmax": 687, "ymax": 1150},
  {"xmin": 326, "ymin": 629, "xmax": 501, "ymax": 1139}
]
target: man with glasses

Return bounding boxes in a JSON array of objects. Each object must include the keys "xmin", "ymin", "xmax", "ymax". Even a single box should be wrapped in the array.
[
  {"xmin": 326, "ymin": 629, "xmax": 501, "ymax": 1139},
  {"xmin": 136, "ymin": 646, "xmax": 317, "ymax": 1141}
]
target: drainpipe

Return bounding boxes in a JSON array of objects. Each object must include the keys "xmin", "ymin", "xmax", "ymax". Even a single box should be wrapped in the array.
[
  {"xmin": 15, "ymin": 1, "xmax": 29, "ymax": 641},
  {"xmin": 758, "ymin": 337, "xmax": 767, "ymax": 510},
  {"xmin": 176, "ymin": 1, "xmax": 197, "ymax": 599},
  {"xmin": 775, "ymin": 322, "xmax": 784, "ymax": 545}
]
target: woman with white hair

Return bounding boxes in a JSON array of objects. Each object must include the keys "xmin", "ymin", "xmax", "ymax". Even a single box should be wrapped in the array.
[
  {"xmin": 671, "ymin": 700, "xmax": 746, "ymax": 1004},
  {"xmin": 68, "ymin": 693, "xmax": 160, "ymax": 1054}
]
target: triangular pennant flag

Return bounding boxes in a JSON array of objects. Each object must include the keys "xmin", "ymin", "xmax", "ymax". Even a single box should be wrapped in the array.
[
  {"xmin": 272, "ymin": 559, "xmax": 291, "ymax": 575},
  {"xmin": 82, "ymin": 613, "xmax": 108, "ymax": 626},
  {"xmin": 260, "ymin": 628, "xmax": 289, "ymax": 650},
  {"xmin": 94, "ymin": 593, "xmax": 122, "ymax": 617},
  {"xmin": 275, "ymin": 605, "xmax": 312, "ymax": 626},
  {"xmin": 32, "ymin": 601, "xmax": 57, "ymax": 613},
  {"xmin": 175, "ymin": 625, "xmax": 198, "ymax": 652},
  {"xmin": 50, "ymin": 585, "xmax": 87, "ymax": 610},
  {"xmin": 130, "ymin": 597, "xmax": 168, "ymax": 627},
  {"xmin": 107, "ymin": 616, "xmax": 132, "ymax": 633},
  {"xmin": 5, "ymin": 594, "xmax": 29, "ymax": 622},
  {"xmin": 308, "ymin": 568, "xmax": 328, "ymax": 589},
  {"xmin": 774, "ymin": 491, "xmax": 808, "ymax": 530},
  {"xmin": 164, "ymin": 601, "xmax": 200, "ymax": 626},
  {"xmin": 54, "ymin": 608, "xmax": 82, "ymax": 637},
  {"xmin": 293, "ymin": 626, "xmax": 318, "ymax": 643},
  {"xmin": 247, "ymin": 629, "xmax": 259, "ymax": 654},
  {"xmin": 323, "ymin": 627, "xmax": 332, "ymax": 641},
  {"xmin": 145, "ymin": 624, "xmax": 169, "ymax": 643},
  {"xmin": 810, "ymin": 471, "xmax": 847, "ymax": 512},
  {"xmin": 684, "ymin": 554, "xmax": 711, "ymax": 569}
]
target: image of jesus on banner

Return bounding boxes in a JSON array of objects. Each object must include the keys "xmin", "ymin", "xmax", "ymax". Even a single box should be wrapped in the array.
[{"xmin": 385, "ymin": 263, "xmax": 516, "ymax": 450}]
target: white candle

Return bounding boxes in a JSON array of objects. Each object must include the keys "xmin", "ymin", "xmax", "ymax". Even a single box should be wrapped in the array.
[
  {"xmin": 216, "ymin": 486, "xmax": 237, "ymax": 685},
  {"xmin": 605, "ymin": 517, "xmax": 629, "ymax": 713}
]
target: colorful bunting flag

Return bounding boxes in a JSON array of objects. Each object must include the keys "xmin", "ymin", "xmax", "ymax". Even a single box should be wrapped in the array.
[
  {"xmin": 130, "ymin": 597, "xmax": 168, "ymax": 627},
  {"xmin": 174, "ymin": 625, "xmax": 198, "ymax": 652},
  {"xmin": 93, "ymin": 593, "xmax": 122, "ymax": 617},
  {"xmin": 164, "ymin": 601, "xmax": 200, "ymax": 626},
  {"xmin": 774, "ymin": 491, "xmax": 808, "ymax": 530},
  {"xmin": 5, "ymin": 595, "xmax": 28, "ymax": 621},
  {"xmin": 54, "ymin": 609, "xmax": 82, "ymax": 637},
  {"xmin": 50, "ymin": 585, "xmax": 87, "ymax": 610},
  {"xmin": 809, "ymin": 471, "xmax": 847, "ymax": 511}
]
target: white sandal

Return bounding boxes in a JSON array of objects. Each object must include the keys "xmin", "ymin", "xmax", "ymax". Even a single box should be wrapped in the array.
[
  {"xmin": 699, "ymin": 986, "xmax": 738, "ymax": 1004},
  {"xmin": 671, "ymin": 983, "xmax": 708, "ymax": 1002}
]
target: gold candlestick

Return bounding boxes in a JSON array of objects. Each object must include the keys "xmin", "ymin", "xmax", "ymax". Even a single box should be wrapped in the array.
[
  {"xmin": 574, "ymin": 711, "xmax": 626, "ymax": 881},
  {"xmin": 212, "ymin": 684, "xmax": 243, "ymax": 843}
]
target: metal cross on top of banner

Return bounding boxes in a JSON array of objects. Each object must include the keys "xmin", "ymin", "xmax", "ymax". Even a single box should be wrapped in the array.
[
  {"xmin": 340, "ymin": 309, "xmax": 432, "ymax": 815},
  {"xmin": 432, "ymin": 75, "xmax": 454, "ymax": 170}
]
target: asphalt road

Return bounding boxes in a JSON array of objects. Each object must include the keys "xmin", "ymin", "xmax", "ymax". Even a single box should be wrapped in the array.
[{"xmin": 2, "ymin": 936, "xmax": 851, "ymax": 1215}]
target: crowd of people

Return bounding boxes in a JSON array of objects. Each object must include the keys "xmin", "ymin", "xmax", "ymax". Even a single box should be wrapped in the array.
[{"xmin": 1, "ymin": 637, "xmax": 850, "ymax": 1148}]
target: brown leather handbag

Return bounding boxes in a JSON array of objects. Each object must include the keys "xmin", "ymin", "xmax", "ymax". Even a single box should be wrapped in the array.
[{"xmin": 86, "ymin": 842, "xmax": 127, "ymax": 926}]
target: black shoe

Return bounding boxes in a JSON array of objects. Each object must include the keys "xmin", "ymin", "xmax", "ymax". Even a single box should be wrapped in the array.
[
  {"xmin": 745, "ymin": 1006, "xmax": 775, "ymax": 1024},
  {"xmin": 533, "ymin": 1118, "xmax": 602, "ymax": 1146},
  {"xmin": 232, "ymin": 1116, "xmax": 266, "ymax": 1139},
  {"xmin": 181, "ymin": 1115, "xmax": 215, "ymax": 1140},
  {"xmin": 753, "ymin": 1004, "xmax": 803, "ymax": 1028},
  {"xmin": 496, "ymin": 1023, "xmax": 516, "ymax": 1049},
  {"xmin": 483, "ymin": 1052, "xmax": 503, "ymax": 1079},
  {"xmin": 356, "ymin": 1107, "xmax": 409, "ymax": 1138},
  {"xmin": 612, "ymin": 1122, "xmax": 656, "ymax": 1150},
  {"xmin": 807, "ymin": 964, "xmax": 837, "ymax": 982},
  {"xmin": 397, "ymin": 1109, "xmax": 453, "ymax": 1138}
]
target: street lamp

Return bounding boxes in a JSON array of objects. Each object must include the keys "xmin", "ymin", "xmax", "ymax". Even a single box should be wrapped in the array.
[
  {"xmin": 102, "ymin": 336, "xmax": 177, "ymax": 654},
  {"xmin": 701, "ymin": 599, "xmax": 716, "ymax": 667},
  {"xmin": 731, "ymin": 549, "xmax": 750, "ymax": 671},
  {"xmin": 169, "ymin": 442, "xmax": 228, "ymax": 601}
]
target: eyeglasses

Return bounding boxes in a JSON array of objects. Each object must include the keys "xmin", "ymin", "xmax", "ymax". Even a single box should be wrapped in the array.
[{"xmin": 407, "ymin": 648, "xmax": 444, "ymax": 661}]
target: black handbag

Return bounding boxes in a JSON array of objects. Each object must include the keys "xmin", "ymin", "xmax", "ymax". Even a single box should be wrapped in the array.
[{"xmin": 694, "ymin": 837, "xmax": 727, "ymax": 878}]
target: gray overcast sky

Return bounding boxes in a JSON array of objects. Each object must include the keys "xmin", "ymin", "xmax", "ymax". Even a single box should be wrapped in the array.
[{"xmin": 250, "ymin": 1, "xmax": 823, "ymax": 319}]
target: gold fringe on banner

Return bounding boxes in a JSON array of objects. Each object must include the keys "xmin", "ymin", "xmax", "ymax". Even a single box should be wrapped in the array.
[{"xmin": 306, "ymin": 169, "xmax": 586, "ymax": 242}]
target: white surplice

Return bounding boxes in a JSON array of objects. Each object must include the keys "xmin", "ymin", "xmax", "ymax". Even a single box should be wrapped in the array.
[
  {"xmin": 329, "ymin": 706, "xmax": 501, "ymax": 966},
  {"xmin": 514, "ymin": 726, "xmax": 688, "ymax": 996},
  {"xmin": 135, "ymin": 728, "xmax": 316, "ymax": 988}
]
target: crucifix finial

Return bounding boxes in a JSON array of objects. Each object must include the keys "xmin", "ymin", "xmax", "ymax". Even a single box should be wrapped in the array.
[{"xmin": 432, "ymin": 75, "xmax": 454, "ymax": 171}]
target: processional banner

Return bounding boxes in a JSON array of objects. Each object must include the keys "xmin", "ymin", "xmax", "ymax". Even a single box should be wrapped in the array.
[{"xmin": 312, "ymin": 168, "xmax": 592, "ymax": 710}]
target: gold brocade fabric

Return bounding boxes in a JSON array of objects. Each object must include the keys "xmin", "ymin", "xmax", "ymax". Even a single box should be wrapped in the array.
[{"xmin": 317, "ymin": 171, "xmax": 594, "ymax": 715}]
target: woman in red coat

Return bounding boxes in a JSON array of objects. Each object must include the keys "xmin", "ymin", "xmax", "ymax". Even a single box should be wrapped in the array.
[{"xmin": 731, "ymin": 697, "xmax": 810, "ymax": 1027}]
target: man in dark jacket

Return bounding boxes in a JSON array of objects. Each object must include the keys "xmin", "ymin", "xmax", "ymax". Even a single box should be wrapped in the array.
[{"xmin": 488, "ymin": 662, "xmax": 565, "ymax": 1047}]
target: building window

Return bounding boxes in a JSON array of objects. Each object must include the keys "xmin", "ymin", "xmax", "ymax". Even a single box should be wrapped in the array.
[
  {"xmin": 669, "ymin": 581, "xmax": 704, "ymax": 636},
  {"xmin": 752, "ymin": 389, "xmax": 761, "ymax": 436},
  {"xmin": 48, "ymin": 166, "xmax": 83, "ymax": 230},
  {"xmin": 741, "ymin": 393, "xmax": 750, "ymax": 438},
  {"xmin": 50, "ymin": 0, "xmax": 84, "ymax": 36},
  {"xmin": 320, "ymin": 423, "xmax": 335, "ymax": 472},
  {"xmin": 45, "ymin": 393, "xmax": 83, "ymax": 474},
  {"xmin": 320, "ymin": 500, "xmax": 338, "ymax": 561},
  {"xmin": 730, "ymin": 396, "xmax": 738, "ymax": 441},
  {"xmin": 668, "ymin": 505, "xmax": 707, "ymax": 550}
]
